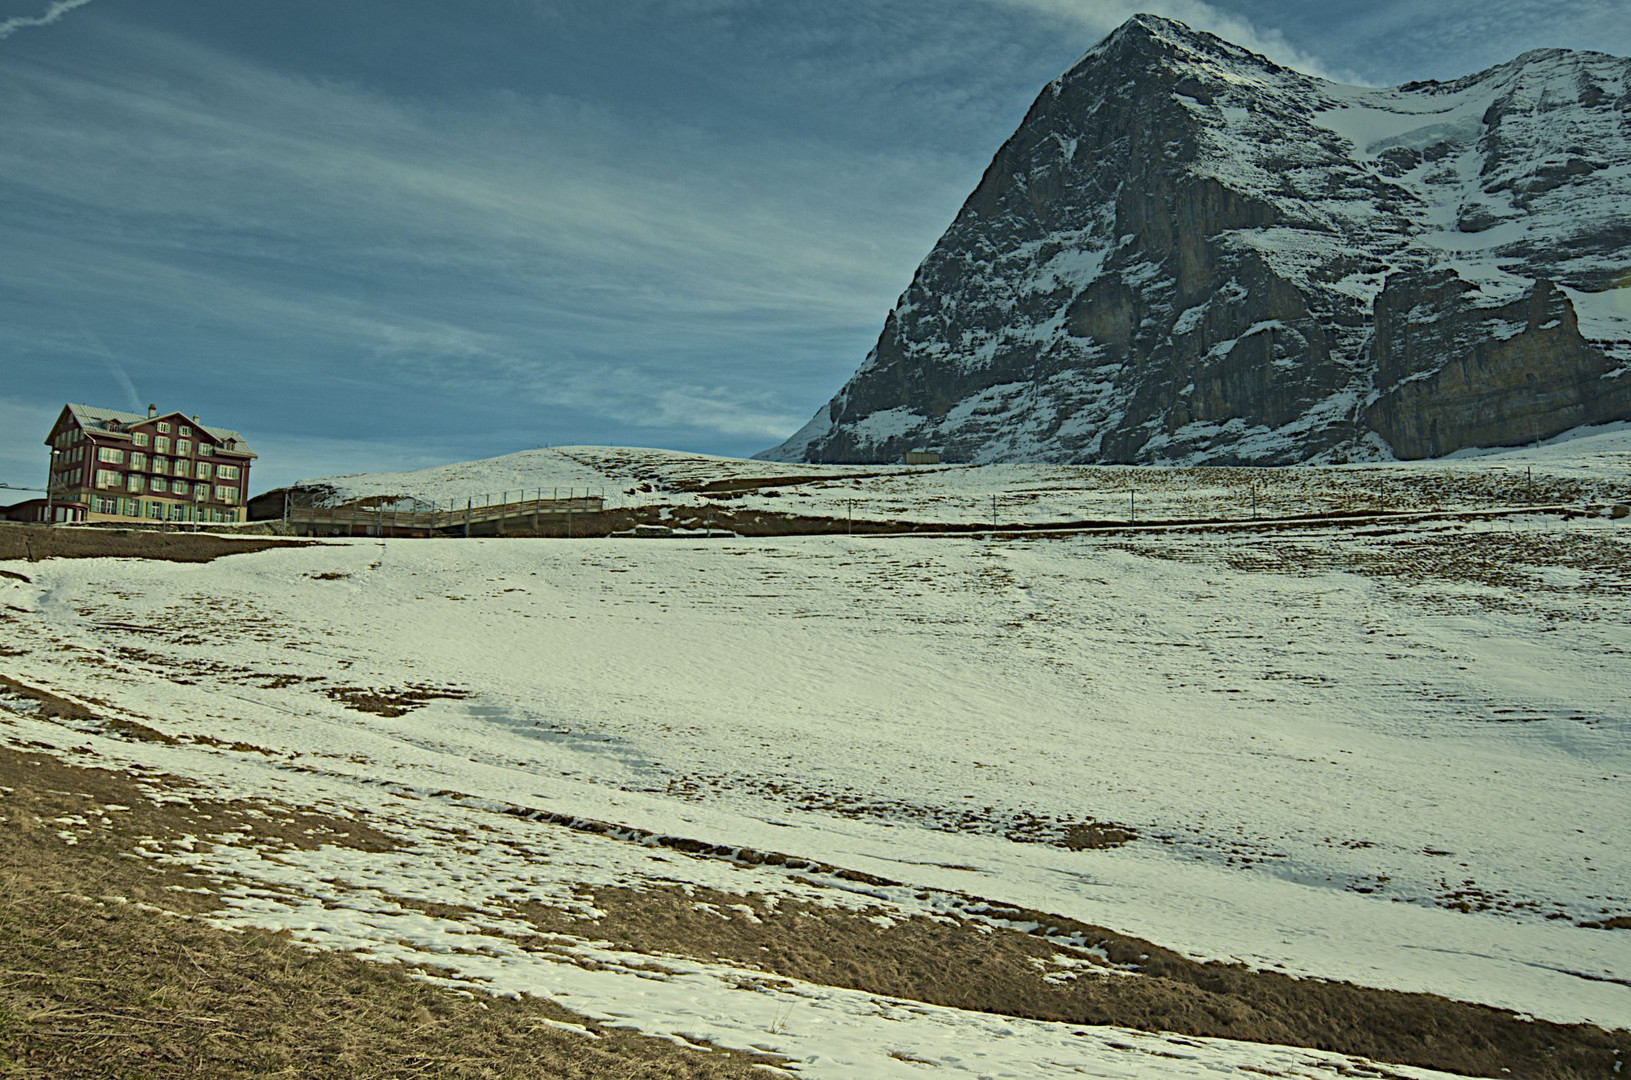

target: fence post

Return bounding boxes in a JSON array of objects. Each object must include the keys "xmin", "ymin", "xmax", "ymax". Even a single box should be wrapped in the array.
[{"xmin": 465, "ymin": 497, "xmax": 472, "ymax": 538}]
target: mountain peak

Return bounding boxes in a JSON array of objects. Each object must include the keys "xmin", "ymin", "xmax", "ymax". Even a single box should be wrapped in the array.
[
  {"xmin": 1071, "ymin": 12, "xmax": 1266, "ymax": 72},
  {"xmin": 762, "ymin": 20, "xmax": 1631, "ymax": 466}
]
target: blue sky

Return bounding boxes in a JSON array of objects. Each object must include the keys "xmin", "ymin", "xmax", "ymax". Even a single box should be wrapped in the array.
[{"xmin": 2, "ymin": 0, "xmax": 1628, "ymax": 492}]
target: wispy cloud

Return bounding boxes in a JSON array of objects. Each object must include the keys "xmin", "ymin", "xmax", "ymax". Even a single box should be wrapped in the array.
[
  {"xmin": 0, "ymin": 23, "xmax": 957, "ymax": 327},
  {"xmin": 0, "ymin": 19, "xmax": 964, "ymax": 437},
  {"xmin": 0, "ymin": 0, "xmax": 94, "ymax": 41},
  {"xmin": 58, "ymin": 307, "xmax": 142, "ymax": 413}
]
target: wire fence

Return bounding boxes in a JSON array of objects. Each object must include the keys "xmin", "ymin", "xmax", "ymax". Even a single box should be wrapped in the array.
[
  {"xmin": 282, "ymin": 487, "xmax": 608, "ymax": 536},
  {"xmin": 271, "ymin": 466, "xmax": 1629, "ymax": 540}
]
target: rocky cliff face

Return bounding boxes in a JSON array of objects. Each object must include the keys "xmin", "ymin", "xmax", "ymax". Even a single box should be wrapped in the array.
[{"xmin": 763, "ymin": 15, "xmax": 1631, "ymax": 464}]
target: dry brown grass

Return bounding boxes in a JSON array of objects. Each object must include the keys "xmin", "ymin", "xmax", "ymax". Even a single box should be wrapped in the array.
[
  {"xmin": 0, "ymin": 675, "xmax": 96, "ymax": 722},
  {"xmin": 498, "ymin": 883, "xmax": 1629, "ymax": 1080},
  {"xmin": 0, "ymin": 746, "xmax": 781, "ymax": 1079},
  {"xmin": 324, "ymin": 684, "xmax": 473, "ymax": 718},
  {"xmin": 1, "ymin": 734, "xmax": 1627, "ymax": 1078}
]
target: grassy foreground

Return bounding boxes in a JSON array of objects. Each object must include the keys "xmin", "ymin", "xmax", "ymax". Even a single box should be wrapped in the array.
[{"xmin": 0, "ymin": 746, "xmax": 776, "ymax": 1079}]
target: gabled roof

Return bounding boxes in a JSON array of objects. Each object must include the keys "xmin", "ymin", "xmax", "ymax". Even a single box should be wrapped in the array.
[{"xmin": 62, "ymin": 403, "xmax": 257, "ymax": 459}]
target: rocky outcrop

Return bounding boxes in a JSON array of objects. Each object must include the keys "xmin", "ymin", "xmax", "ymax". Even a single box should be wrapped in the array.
[
  {"xmin": 763, "ymin": 15, "xmax": 1631, "ymax": 464},
  {"xmin": 1368, "ymin": 276, "xmax": 1631, "ymax": 458}
]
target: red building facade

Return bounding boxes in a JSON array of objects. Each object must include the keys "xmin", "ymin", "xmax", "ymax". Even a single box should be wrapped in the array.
[{"xmin": 43, "ymin": 404, "xmax": 257, "ymax": 525}]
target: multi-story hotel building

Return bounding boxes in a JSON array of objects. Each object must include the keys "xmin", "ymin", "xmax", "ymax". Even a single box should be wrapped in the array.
[{"xmin": 43, "ymin": 403, "xmax": 257, "ymax": 524}]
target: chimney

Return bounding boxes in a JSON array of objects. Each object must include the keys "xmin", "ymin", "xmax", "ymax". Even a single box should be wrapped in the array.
[
  {"xmin": 147, "ymin": 404, "xmax": 157, "ymax": 418},
  {"xmin": 191, "ymin": 414, "xmax": 199, "ymax": 424}
]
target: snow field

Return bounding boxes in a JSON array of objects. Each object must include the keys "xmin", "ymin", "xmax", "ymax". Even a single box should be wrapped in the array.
[
  {"xmin": 295, "ymin": 427, "xmax": 1631, "ymax": 528},
  {"xmin": 3, "ymin": 447, "xmax": 1630, "ymax": 1075}
]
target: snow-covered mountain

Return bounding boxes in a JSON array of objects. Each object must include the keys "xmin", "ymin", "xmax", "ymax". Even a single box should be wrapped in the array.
[{"xmin": 764, "ymin": 14, "xmax": 1631, "ymax": 464}]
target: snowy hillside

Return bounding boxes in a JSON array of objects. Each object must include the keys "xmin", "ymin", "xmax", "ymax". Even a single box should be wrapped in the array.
[
  {"xmin": 4, "ymin": 444, "xmax": 1630, "ymax": 1076},
  {"xmin": 766, "ymin": 14, "xmax": 1631, "ymax": 465},
  {"xmin": 288, "ymin": 427, "xmax": 1631, "ymax": 528}
]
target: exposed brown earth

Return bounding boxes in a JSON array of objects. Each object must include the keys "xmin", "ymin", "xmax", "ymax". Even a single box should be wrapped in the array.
[
  {"xmin": 324, "ymin": 683, "xmax": 473, "ymax": 718},
  {"xmin": 0, "ymin": 522, "xmax": 307, "ymax": 563},
  {"xmin": 0, "ymin": 746, "xmax": 780, "ymax": 1079}
]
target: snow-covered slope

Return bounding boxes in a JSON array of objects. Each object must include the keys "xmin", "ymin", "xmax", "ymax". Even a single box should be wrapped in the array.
[
  {"xmin": 4, "ymin": 449, "xmax": 1629, "ymax": 1075},
  {"xmin": 765, "ymin": 14, "xmax": 1631, "ymax": 465},
  {"xmin": 284, "ymin": 428, "xmax": 1631, "ymax": 528}
]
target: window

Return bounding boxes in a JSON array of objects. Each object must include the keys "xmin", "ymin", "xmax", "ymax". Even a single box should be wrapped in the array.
[
  {"xmin": 154, "ymin": 436, "xmax": 170, "ymax": 454},
  {"xmin": 151, "ymin": 457, "xmax": 168, "ymax": 476},
  {"xmin": 169, "ymin": 504, "xmax": 190, "ymax": 522},
  {"xmin": 93, "ymin": 495, "xmax": 121, "ymax": 514},
  {"xmin": 95, "ymin": 469, "xmax": 120, "ymax": 489},
  {"xmin": 121, "ymin": 498, "xmax": 138, "ymax": 517},
  {"xmin": 177, "ymin": 440, "xmax": 191, "ymax": 457},
  {"xmin": 97, "ymin": 446, "xmax": 124, "ymax": 463},
  {"xmin": 199, "ymin": 444, "xmax": 213, "ymax": 457},
  {"xmin": 149, "ymin": 476, "xmax": 167, "ymax": 493},
  {"xmin": 132, "ymin": 432, "xmax": 149, "ymax": 447},
  {"xmin": 130, "ymin": 452, "xmax": 147, "ymax": 471},
  {"xmin": 171, "ymin": 479, "xmax": 189, "ymax": 495},
  {"xmin": 70, "ymin": 467, "xmax": 82, "ymax": 486},
  {"xmin": 215, "ymin": 464, "xmax": 240, "ymax": 480},
  {"xmin": 145, "ymin": 501, "xmax": 163, "ymax": 520},
  {"xmin": 195, "ymin": 462, "xmax": 211, "ymax": 479},
  {"xmin": 179, "ymin": 425, "xmax": 191, "ymax": 437},
  {"xmin": 157, "ymin": 421, "xmax": 170, "ymax": 434},
  {"xmin": 215, "ymin": 485, "xmax": 238, "ymax": 504},
  {"xmin": 194, "ymin": 486, "xmax": 208, "ymax": 501},
  {"xmin": 222, "ymin": 510, "xmax": 237, "ymax": 523},
  {"xmin": 126, "ymin": 474, "xmax": 142, "ymax": 492}
]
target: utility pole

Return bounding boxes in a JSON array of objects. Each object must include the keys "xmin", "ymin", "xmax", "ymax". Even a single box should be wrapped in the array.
[{"xmin": 44, "ymin": 449, "xmax": 59, "ymax": 524}]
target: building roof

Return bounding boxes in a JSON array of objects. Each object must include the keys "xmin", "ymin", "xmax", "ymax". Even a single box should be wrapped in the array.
[{"xmin": 62, "ymin": 403, "xmax": 257, "ymax": 459}]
